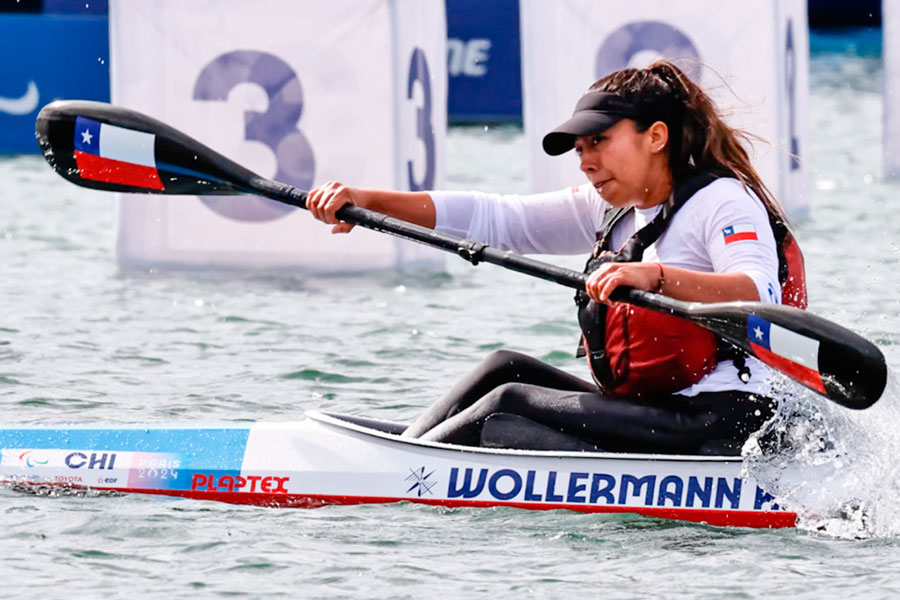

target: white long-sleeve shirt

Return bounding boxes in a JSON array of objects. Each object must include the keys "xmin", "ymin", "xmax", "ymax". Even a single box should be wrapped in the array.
[{"xmin": 429, "ymin": 178, "xmax": 782, "ymax": 397}]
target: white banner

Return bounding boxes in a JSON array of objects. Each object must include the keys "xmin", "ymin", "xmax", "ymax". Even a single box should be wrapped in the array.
[
  {"xmin": 519, "ymin": 0, "xmax": 809, "ymax": 218},
  {"xmin": 886, "ymin": 0, "xmax": 900, "ymax": 179},
  {"xmin": 110, "ymin": 0, "xmax": 446, "ymax": 271}
]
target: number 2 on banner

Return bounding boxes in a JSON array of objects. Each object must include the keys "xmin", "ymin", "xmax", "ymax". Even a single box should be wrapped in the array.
[
  {"xmin": 193, "ymin": 50, "xmax": 316, "ymax": 222},
  {"xmin": 407, "ymin": 47, "xmax": 435, "ymax": 191}
]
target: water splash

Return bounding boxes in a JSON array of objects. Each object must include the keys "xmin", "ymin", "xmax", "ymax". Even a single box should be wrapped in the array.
[{"xmin": 743, "ymin": 370, "xmax": 900, "ymax": 538}]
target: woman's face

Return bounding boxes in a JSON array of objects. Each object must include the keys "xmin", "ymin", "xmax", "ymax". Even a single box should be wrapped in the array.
[{"xmin": 574, "ymin": 119, "xmax": 669, "ymax": 209}]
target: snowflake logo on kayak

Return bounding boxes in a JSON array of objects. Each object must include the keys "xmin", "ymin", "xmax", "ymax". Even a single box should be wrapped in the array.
[{"xmin": 405, "ymin": 467, "xmax": 436, "ymax": 497}]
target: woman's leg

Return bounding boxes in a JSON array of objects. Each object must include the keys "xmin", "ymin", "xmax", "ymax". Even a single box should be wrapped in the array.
[
  {"xmin": 402, "ymin": 350, "xmax": 597, "ymax": 438},
  {"xmin": 416, "ymin": 384, "xmax": 776, "ymax": 455}
]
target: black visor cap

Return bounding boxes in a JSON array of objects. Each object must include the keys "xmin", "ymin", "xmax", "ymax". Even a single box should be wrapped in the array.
[{"xmin": 542, "ymin": 92, "xmax": 642, "ymax": 156}]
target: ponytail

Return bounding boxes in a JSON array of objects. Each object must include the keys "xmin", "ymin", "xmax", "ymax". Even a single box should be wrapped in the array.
[{"xmin": 589, "ymin": 60, "xmax": 789, "ymax": 224}]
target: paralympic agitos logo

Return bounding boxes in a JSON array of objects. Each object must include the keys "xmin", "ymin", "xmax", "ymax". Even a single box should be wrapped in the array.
[{"xmin": 17, "ymin": 450, "xmax": 49, "ymax": 468}]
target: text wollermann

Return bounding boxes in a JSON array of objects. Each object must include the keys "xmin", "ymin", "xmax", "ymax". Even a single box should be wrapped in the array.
[{"xmin": 447, "ymin": 467, "xmax": 779, "ymax": 511}]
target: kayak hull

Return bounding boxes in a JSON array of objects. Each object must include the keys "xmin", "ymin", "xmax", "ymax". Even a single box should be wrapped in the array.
[{"xmin": 0, "ymin": 411, "xmax": 795, "ymax": 528}]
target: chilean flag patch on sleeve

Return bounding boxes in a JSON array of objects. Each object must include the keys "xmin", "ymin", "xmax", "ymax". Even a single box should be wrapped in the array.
[
  {"xmin": 722, "ymin": 224, "xmax": 758, "ymax": 244},
  {"xmin": 746, "ymin": 314, "xmax": 826, "ymax": 394},
  {"xmin": 72, "ymin": 116, "xmax": 164, "ymax": 191}
]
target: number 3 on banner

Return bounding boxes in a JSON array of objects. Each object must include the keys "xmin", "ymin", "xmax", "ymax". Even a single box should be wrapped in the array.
[
  {"xmin": 407, "ymin": 47, "xmax": 435, "ymax": 191},
  {"xmin": 193, "ymin": 50, "xmax": 316, "ymax": 222},
  {"xmin": 785, "ymin": 19, "xmax": 800, "ymax": 171}
]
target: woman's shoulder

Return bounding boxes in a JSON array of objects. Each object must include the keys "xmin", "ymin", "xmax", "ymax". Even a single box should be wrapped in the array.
[
  {"xmin": 686, "ymin": 176, "xmax": 768, "ymax": 215},
  {"xmin": 693, "ymin": 176, "xmax": 753, "ymax": 199}
]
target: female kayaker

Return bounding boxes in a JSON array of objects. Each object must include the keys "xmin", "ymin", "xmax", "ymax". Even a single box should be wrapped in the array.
[{"xmin": 306, "ymin": 60, "xmax": 805, "ymax": 455}]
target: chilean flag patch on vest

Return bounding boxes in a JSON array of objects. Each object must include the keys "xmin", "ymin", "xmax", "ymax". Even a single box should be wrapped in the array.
[
  {"xmin": 722, "ymin": 224, "xmax": 758, "ymax": 244},
  {"xmin": 746, "ymin": 314, "xmax": 826, "ymax": 394},
  {"xmin": 73, "ymin": 116, "xmax": 164, "ymax": 191}
]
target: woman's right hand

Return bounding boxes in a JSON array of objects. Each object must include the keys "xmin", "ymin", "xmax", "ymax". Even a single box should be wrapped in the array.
[{"xmin": 306, "ymin": 181, "xmax": 363, "ymax": 234}]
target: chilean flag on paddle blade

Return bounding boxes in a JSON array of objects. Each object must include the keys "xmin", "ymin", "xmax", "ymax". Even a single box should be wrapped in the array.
[
  {"xmin": 72, "ymin": 116, "xmax": 164, "ymax": 191},
  {"xmin": 747, "ymin": 314, "xmax": 826, "ymax": 394}
]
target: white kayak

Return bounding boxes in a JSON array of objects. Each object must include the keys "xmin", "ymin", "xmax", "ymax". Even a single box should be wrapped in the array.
[{"xmin": 0, "ymin": 411, "xmax": 795, "ymax": 528}]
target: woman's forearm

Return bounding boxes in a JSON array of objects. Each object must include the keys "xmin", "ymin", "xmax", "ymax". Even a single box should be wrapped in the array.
[
  {"xmin": 657, "ymin": 266, "xmax": 760, "ymax": 303},
  {"xmin": 358, "ymin": 190, "xmax": 436, "ymax": 228}
]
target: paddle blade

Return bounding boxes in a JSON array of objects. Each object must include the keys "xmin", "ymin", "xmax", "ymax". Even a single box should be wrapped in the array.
[
  {"xmin": 705, "ymin": 303, "xmax": 885, "ymax": 409},
  {"xmin": 35, "ymin": 100, "xmax": 261, "ymax": 196},
  {"xmin": 741, "ymin": 306, "xmax": 886, "ymax": 409},
  {"xmin": 623, "ymin": 291, "xmax": 887, "ymax": 409}
]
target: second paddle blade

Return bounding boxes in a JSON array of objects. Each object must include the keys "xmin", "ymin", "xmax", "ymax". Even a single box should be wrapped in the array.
[{"xmin": 35, "ymin": 100, "xmax": 260, "ymax": 196}]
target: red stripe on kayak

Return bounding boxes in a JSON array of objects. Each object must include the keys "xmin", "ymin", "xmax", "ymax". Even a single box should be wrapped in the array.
[
  {"xmin": 750, "ymin": 341, "xmax": 827, "ymax": 394},
  {"xmin": 74, "ymin": 150, "xmax": 164, "ymax": 191},
  {"xmin": 285, "ymin": 494, "xmax": 798, "ymax": 529},
  {"xmin": 9, "ymin": 482, "xmax": 796, "ymax": 529}
]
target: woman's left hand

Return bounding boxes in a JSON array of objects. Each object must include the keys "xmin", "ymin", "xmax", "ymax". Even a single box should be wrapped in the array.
[{"xmin": 585, "ymin": 262, "xmax": 662, "ymax": 303}]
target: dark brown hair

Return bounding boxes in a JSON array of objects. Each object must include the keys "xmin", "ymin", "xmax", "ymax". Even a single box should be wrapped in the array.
[{"xmin": 590, "ymin": 60, "xmax": 788, "ymax": 222}]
